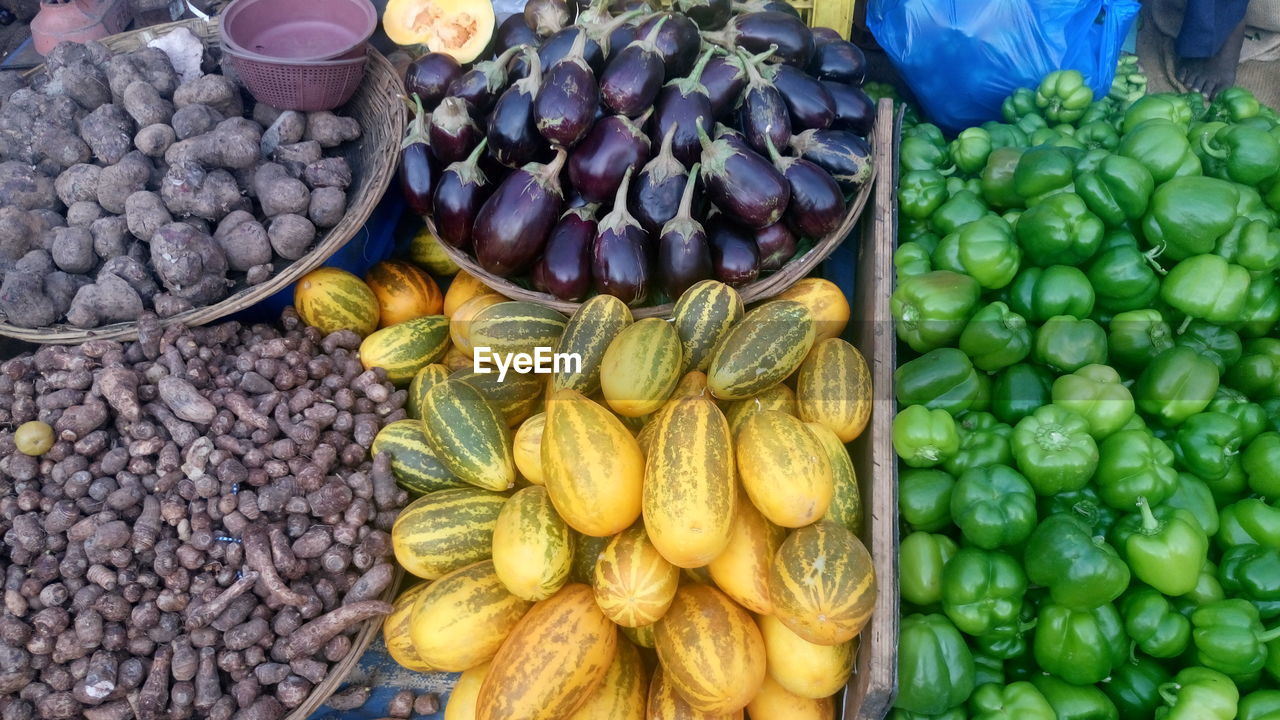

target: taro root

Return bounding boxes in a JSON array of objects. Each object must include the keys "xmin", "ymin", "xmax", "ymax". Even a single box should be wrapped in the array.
[{"xmin": 472, "ymin": 149, "xmax": 567, "ymax": 276}]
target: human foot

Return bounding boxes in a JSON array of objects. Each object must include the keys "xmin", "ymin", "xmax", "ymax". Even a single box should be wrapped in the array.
[{"xmin": 1177, "ymin": 18, "xmax": 1246, "ymax": 98}]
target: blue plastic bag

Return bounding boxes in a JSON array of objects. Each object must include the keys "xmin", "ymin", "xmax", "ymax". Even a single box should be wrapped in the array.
[{"xmin": 868, "ymin": 0, "xmax": 1140, "ymax": 134}]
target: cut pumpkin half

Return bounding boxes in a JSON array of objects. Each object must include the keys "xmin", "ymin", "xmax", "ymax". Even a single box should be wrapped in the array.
[{"xmin": 383, "ymin": 0, "xmax": 495, "ymax": 63}]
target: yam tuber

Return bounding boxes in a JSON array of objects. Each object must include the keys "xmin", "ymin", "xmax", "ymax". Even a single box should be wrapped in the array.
[
  {"xmin": 253, "ymin": 164, "xmax": 309, "ymax": 217},
  {"xmin": 304, "ymin": 112, "xmax": 361, "ymax": 148},
  {"xmin": 173, "ymin": 74, "xmax": 242, "ymax": 118},
  {"xmin": 213, "ymin": 211, "xmax": 271, "ymax": 272},
  {"xmin": 122, "ymin": 80, "xmax": 175, "ymax": 127},
  {"xmin": 125, "ymin": 190, "xmax": 173, "ymax": 241},
  {"xmin": 267, "ymin": 215, "xmax": 315, "ymax": 260}
]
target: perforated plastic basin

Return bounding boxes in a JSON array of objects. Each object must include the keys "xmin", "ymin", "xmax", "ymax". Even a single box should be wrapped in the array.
[{"xmin": 220, "ymin": 0, "xmax": 376, "ymax": 61}]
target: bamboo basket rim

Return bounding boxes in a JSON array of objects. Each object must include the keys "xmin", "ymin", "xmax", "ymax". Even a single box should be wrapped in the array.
[
  {"xmin": 0, "ymin": 18, "xmax": 406, "ymax": 344},
  {"xmin": 432, "ymin": 146, "xmax": 878, "ymax": 319}
]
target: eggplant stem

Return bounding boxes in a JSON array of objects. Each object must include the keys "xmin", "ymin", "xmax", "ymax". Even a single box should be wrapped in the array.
[
  {"xmin": 518, "ymin": 46, "xmax": 544, "ymax": 93},
  {"xmin": 593, "ymin": 9, "xmax": 646, "ymax": 54},
  {"xmin": 566, "ymin": 27, "xmax": 590, "ymax": 63},
  {"xmin": 688, "ymin": 45, "xmax": 716, "ymax": 84},
  {"xmin": 696, "ymin": 124, "xmax": 716, "ymax": 152},
  {"xmin": 763, "ymin": 134, "xmax": 784, "ymax": 165},
  {"xmin": 465, "ymin": 137, "xmax": 489, "ymax": 165},
  {"xmin": 402, "ymin": 94, "xmax": 430, "ymax": 146},
  {"xmin": 677, "ymin": 163, "xmax": 701, "ymax": 219},
  {"xmin": 640, "ymin": 14, "xmax": 669, "ymax": 45},
  {"xmin": 659, "ymin": 124, "xmax": 678, "ymax": 156}
]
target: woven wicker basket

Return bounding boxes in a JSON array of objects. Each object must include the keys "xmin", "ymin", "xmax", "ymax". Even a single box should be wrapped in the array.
[
  {"xmin": 3, "ymin": 18, "xmax": 405, "ymax": 344},
  {"xmin": 434, "ymin": 155, "xmax": 877, "ymax": 319}
]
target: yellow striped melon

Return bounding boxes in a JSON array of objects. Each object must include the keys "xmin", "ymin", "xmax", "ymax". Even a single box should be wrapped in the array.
[
  {"xmin": 450, "ymin": 367, "xmax": 543, "ymax": 426},
  {"xmin": 294, "ymin": 267, "xmax": 380, "ymax": 337},
  {"xmin": 492, "ymin": 486, "xmax": 573, "ymax": 601},
  {"xmin": 406, "ymin": 364, "xmax": 451, "ymax": 419},
  {"xmin": 745, "ymin": 675, "xmax": 836, "ymax": 720},
  {"xmin": 808, "ymin": 422, "xmax": 863, "ymax": 537},
  {"xmin": 644, "ymin": 396, "xmax": 736, "ymax": 568},
  {"xmin": 568, "ymin": 640, "xmax": 648, "ymax": 720},
  {"xmin": 777, "ymin": 278, "xmax": 851, "ymax": 343},
  {"xmin": 593, "ymin": 526, "xmax": 680, "ymax": 627},
  {"xmin": 408, "ymin": 227, "xmax": 462, "ymax": 276},
  {"xmin": 723, "ymin": 384, "xmax": 797, "ymax": 437},
  {"xmin": 684, "ymin": 565, "xmax": 716, "ymax": 585},
  {"xmin": 707, "ymin": 300, "xmax": 816, "ymax": 401},
  {"xmin": 768, "ymin": 520, "xmax": 876, "ymax": 645},
  {"xmin": 513, "ymin": 412, "xmax": 546, "ymax": 485},
  {"xmin": 736, "ymin": 411, "xmax": 833, "ymax": 528},
  {"xmin": 421, "ymin": 379, "xmax": 515, "ymax": 492},
  {"xmin": 647, "ymin": 667, "xmax": 743, "ymax": 720},
  {"xmin": 392, "ymin": 487, "xmax": 507, "ymax": 579},
  {"xmin": 757, "ymin": 613, "xmax": 854, "ymax": 699},
  {"xmin": 797, "ymin": 338, "xmax": 872, "ymax": 443},
  {"xmin": 410, "ymin": 560, "xmax": 533, "ymax": 671},
  {"xmin": 476, "ymin": 584, "xmax": 618, "ymax": 720},
  {"xmin": 672, "ymin": 370, "xmax": 709, "ymax": 399},
  {"xmin": 372, "ymin": 419, "xmax": 466, "ymax": 495},
  {"xmin": 383, "ymin": 581, "xmax": 433, "ymax": 672},
  {"xmin": 445, "ymin": 662, "xmax": 491, "ymax": 720},
  {"xmin": 469, "ymin": 301, "xmax": 568, "ymax": 361},
  {"xmin": 554, "ymin": 294, "xmax": 634, "ymax": 396},
  {"xmin": 444, "ymin": 343, "xmax": 475, "ymax": 372},
  {"xmin": 571, "ymin": 532, "xmax": 612, "ymax": 585},
  {"xmin": 706, "ymin": 500, "xmax": 785, "ymax": 615},
  {"xmin": 542, "ymin": 389, "xmax": 644, "ymax": 536},
  {"xmin": 600, "ymin": 318, "xmax": 683, "ymax": 417},
  {"xmin": 672, "ymin": 280, "xmax": 745, "ymax": 372},
  {"xmin": 622, "ymin": 623, "xmax": 656, "ymax": 649},
  {"xmin": 450, "ymin": 293, "xmax": 506, "ymax": 356},
  {"xmin": 359, "ymin": 315, "xmax": 451, "ymax": 385},
  {"xmin": 443, "ymin": 271, "xmax": 494, "ymax": 316},
  {"xmin": 654, "ymin": 584, "xmax": 766, "ymax": 714},
  {"xmin": 366, "ymin": 259, "xmax": 444, "ymax": 327}
]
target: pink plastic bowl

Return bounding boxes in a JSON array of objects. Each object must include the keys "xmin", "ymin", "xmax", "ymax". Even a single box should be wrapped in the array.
[
  {"xmin": 220, "ymin": 0, "xmax": 376, "ymax": 62},
  {"xmin": 224, "ymin": 42, "xmax": 368, "ymax": 111}
]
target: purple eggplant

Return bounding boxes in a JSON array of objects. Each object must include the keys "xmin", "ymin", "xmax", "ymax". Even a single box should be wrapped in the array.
[
  {"xmin": 808, "ymin": 40, "xmax": 866, "ymax": 85},
  {"xmin": 657, "ymin": 163, "xmax": 711, "ymax": 298},
  {"xmin": 487, "ymin": 50, "xmax": 549, "ymax": 168},
  {"xmin": 789, "ymin": 128, "xmax": 873, "ymax": 193},
  {"xmin": 536, "ymin": 205, "xmax": 597, "ymax": 300},
  {"xmin": 428, "ymin": 96, "xmax": 483, "ymax": 164},
  {"xmin": 399, "ymin": 97, "xmax": 439, "ymax": 216},
  {"xmin": 631, "ymin": 125, "xmax": 689, "ymax": 236},
  {"xmin": 706, "ymin": 216, "xmax": 759, "ymax": 287},
  {"xmin": 653, "ymin": 46, "xmax": 716, "ymax": 166},
  {"xmin": 448, "ymin": 45, "xmax": 526, "ymax": 116},
  {"xmin": 823, "ymin": 80, "xmax": 875, "ymax": 136},
  {"xmin": 701, "ymin": 48, "xmax": 772, "ymax": 119},
  {"xmin": 526, "ymin": 0, "xmax": 577, "ymax": 37},
  {"xmin": 496, "ymin": 14, "xmax": 542, "ymax": 54},
  {"xmin": 538, "ymin": 27, "xmax": 604, "ymax": 74},
  {"xmin": 764, "ymin": 134, "xmax": 843, "ymax": 237},
  {"xmin": 592, "ymin": 168, "xmax": 649, "ymax": 304},
  {"xmin": 754, "ymin": 221, "xmax": 797, "ymax": 272},
  {"xmin": 599, "ymin": 16, "xmax": 668, "ymax": 117},
  {"xmin": 472, "ymin": 149, "xmax": 567, "ymax": 275},
  {"xmin": 732, "ymin": 0, "xmax": 800, "ymax": 17},
  {"xmin": 770, "ymin": 64, "xmax": 835, "ymax": 131},
  {"xmin": 697, "ymin": 126, "xmax": 789, "ymax": 228},
  {"xmin": 677, "ymin": 0, "xmax": 729, "ymax": 30},
  {"xmin": 735, "ymin": 48, "xmax": 791, "ymax": 155},
  {"xmin": 637, "ymin": 12, "xmax": 701, "ymax": 78},
  {"xmin": 609, "ymin": 0, "xmax": 653, "ymax": 11},
  {"xmin": 810, "ymin": 26, "xmax": 842, "ymax": 47},
  {"xmin": 704, "ymin": 11, "xmax": 814, "ymax": 67},
  {"xmin": 569, "ymin": 110, "xmax": 651, "ymax": 204},
  {"xmin": 534, "ymin": 31, "xmax": 600, "ymax": 148},
  {"xmin": 405, "ymin": 54, "xmax": 462, "ymax": 111},
  {"xmin": 433, "ymin": 139, "xmax": 492, "ymax": 250}
]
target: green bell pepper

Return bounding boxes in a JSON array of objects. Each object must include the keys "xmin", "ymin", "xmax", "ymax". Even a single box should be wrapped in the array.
[
  {"xmin": 1122, "ymin": 95, "xmax": 1194, "ymax": 133},
  {"xmin": 1237, "ymin": 273, "xmax": 1280, "ymax": 338},
  {"xmin": 1009, "ymin": 265, "xmax": 1096, "ymax": 322},
  {"xmin": 1075, "ymin": 154, "xmax": 1155, "ymax": 228},
  {"xmin": 888, "ymin": 710, "xmax": 965, "ymax": 720},
  {"xmin": 905, "ymin": 122, "xmax": 947, "ymax": 145},
  {"xmin": 1204, "ymin": 461, "xmax": 1250, "ymax": 522},
  {"xmin": 1245, "ymin": 432, "xmax": 1280, "ymax": 500},
  {"xmin": 1003, "ymin": 87, "xmax": 1041, "ymax": 123},
  {"xmin": 1216, "ymin": 218, "xmax": 1280, "ymax": 273},
  {"xmin": 1034, "ymin": 602, "xmax": 1127, "ymax": 685},
  {"xmin": 947, "ymin": 176, "xmax": 983, "ymax": 198},
  {"xmin": 1122, "ymin": 587, "xmax": 1192, "ymax": 658},
  {"xmin": 975, "ymin": 613, "xmax": 1035, "ymax": 660},
  {"xmin": 1173, "ymin": 320, "xmax": 1243, "ymax": 375},
  {"xmin": 895, "ymin": 614, "xmax": 976, "ymax": 715},
  {"xmin": 969, "ymin": 681, "xmax": 1056, "ymax": 720},
  {"xmin": 901, "ymin": 531, "xmax": 959, "ymax": 607},
  {"xmin": 1033, "ymin": 316, "xmax": 1108, "ymax": 373},
  {"xmin": 1135, "ymin": 346, "xmax": 1221, "ymax": 425},
  {"xmin": 1051, "ymin": 364, "xmax": 1135, "ymax": 440},
  {"xmin": 895, "ymin": 241, "xmax": 933, "ymax": 283},
  {"xmin": 950, "ymin": 127, "xmax": 994, "ymax": 176},
  {"xmin": 1094, "ymin": 430, "xmax": 1178, "ymax": 509},
  {"xmin": 951, "ymin": 465, "xmax": 1036, "ymax": 549},
  {"xmin": 1085, "ymin": 232, "xmax": 1162, "ymax": 312},
  {"xmin": 1012, "ymin": 404, "xmax": 1100, "ymax": 494},
  {"xmin": 973, "ymin": 652, "xmax": 1006, "ymax": 687},
  {"xmin": 981, "ymin": 147, "xmax": 1026, "ymax": 210},
  {"xmin": 902, "ymin": 133, "xmax": 955, "ymax": 174},
  {"xmin": 902, "ymin": 217, "xmax": 940, "ymax": 249},
  {"xmin": 1155, "ymin": 666, "xmax": 1239, "ymax": 720},
  {"xmin": 899, "ymin": 468, "xmax": 955, "ymax": 532},
  {"xmin": 1208, "ymin": 387, "xmax": 1269, "ymax": 445},
  {"xmin": 1015, "ymin": 192, "xmax": 1104, "ymax": 266},
  {"xmin": 894, "ymin": 405, "xmax": 960, "ymax": 469},
  {"xmin": 892, "ymin": 271, "xmax": 982, "ymax": 353},
  {"xmin": 1219, "ymin": 544, "xmax": 1280, "ymax": 619},
  {"xmin": 895, "ymin": 348, "xmax": 981, "ymax": 415},
  {"xmin": 1108, "ymin": 309, "xmax": 1175, "ymax": 368},
  {"xmin": 959, "ymin": 302, "xmax": 1032, "ymax": 372},
  {"xmin": 1113, "ymin": 496, "xmax": 1208, "ymax": 596},
  {"xmin": 1025, "ymin": 513, "xmax": 1130, "ymax": 608},
  {"xmin": 1141, "ymin": 176, "xmax": 1240, "ymax": 261},
  {"xmin": 1076, "ymin": 120, "xmax": 1121, "ymax": 151},
  {"xmin": 1229, "ymin": 338, "xmax": 1280, "ymax": 399},
  {"xmin": 1036, "ymin": 70, "xmax": 1093, "ymax": 124},
  {"xmin": 1165, "ymin": 472, "xmax": 1220, "ymax": 536},
  {"xmin": 1201, "ymin": 124, "xmax": 1280, "ymax": 186},
  {"xmin": 931, "ymin": 190, "xmax": 989, "ymax": 237},
  {"xmin": 1218, "ymin": 497, "xmax": 1280, "ymax": 550},
  {"xmin": 941, "ymin": 547, "xmax": 1027, "ymax": 635},
  {"xmin": 1191, "ymin": 599, "xmax": 1280, "ymax": 679},
  {"xmin": 1032, "ymin": 674, "xmax": 1119, "ymax": 720},
  {"xmin": 981, "ymin": 121, "xmax": 1029, "ymax": 150},
  {"xmin": 1209, "ymin": 86, "xmax": 1263, "ymax": 122},
  {"xmin": 932, "ymin": 215, "xmax": 1022, "ymax": 290},
  {"xmin": 1013, "ymin": 146, "xmax": 1075, "ymax": 202},
  {"xmin": 992, "ymin": 363, "xmax": 1054, "ymax": 426},
  {"xmin": 1040, "ymin": 484, "xmax": 1118, "ymax": 534},
  {"xmin": 1183, "ymin": 560, "xmax": 1229, "ymax": 609},
  {"xmin": 1173, "ymin": 412, "xmax": 1243, "ymax": 482},
  {"xmin": 1160, "ymin": 254, "xmax": 1252, "ymax": 327},
  {"xmin": 900, "ymin": 169, "xmax": 950, "ymax": 220},
  {"xmin": 1102, "ymin": 655, "xmax": 1171, "ymax": 720},
  {"xmin": 1116, "ymin": 119, "xmax": 1202, "ymax": 184},
  {"xmin": 1241, "ymin": 690, "xmax": 1280, "ymax": 720},
  {"xmin": 945, "ymin": 411, "xmax": 1014, "ymax": 476}
]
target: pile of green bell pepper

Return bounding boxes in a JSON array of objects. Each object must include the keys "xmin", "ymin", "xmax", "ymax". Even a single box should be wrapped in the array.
[{"xmin": 893, "ymin": 71, "xmax": 1280, "ymax": 718}]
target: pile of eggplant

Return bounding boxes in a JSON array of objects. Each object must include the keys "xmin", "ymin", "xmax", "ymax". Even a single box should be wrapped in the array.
[{"xmin": 399, "ymin": 0, "xmax": 875, "ymax": 305}]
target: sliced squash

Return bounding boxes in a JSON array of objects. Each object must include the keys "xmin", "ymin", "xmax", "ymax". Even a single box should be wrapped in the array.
[{"xmin": 384, "ymin": 0, "xmax": 495, "ymax": 63}]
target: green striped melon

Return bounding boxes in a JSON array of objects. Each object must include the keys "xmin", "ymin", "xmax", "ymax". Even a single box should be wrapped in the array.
[
  {"xmin": 672, "ymin": 280, "xmax": 745, "ymax": 373},
  {"xmin": 406, "ymin": 364, "xmax": 451, "ymax": 419},
  {"xmin": 568, "ymin": 640, "xmax": 648, "ymax": 720},
  {"xmin": 392, "ymin": 487, "xmax": 507, "ymax": 579},
  {"xmin": 469, "ymin": 301, "xmax": 568, "ymax": 361},
  {"xmin": 736, "ymin": 411, "xmax": 834, "ymax": 528},
  {"xmin": 571, "ymin": 532, "xmax": 612, "ymax": 585},
  {"xmin": 513, "ymin": 413, "xmax": 546, "ymax": 485},
  {"xmin": 797, "ymin": 338, "xmax": 873, "ymax": 443},
  {"xmin": 769, "ymin": 520, "xmax": 876, "ymax": 645},
  {"xmin": 593, "ymin": 526, "xmax": 680, "ymax": 627},
  {"xmin": 622, "ymin": 623, "xmax": 655, "ymax": 649},
  {"xmin": 654, "ymin": 584, "xmax": 766, "ymax": 714},
  {"xmin": 410, "ymin": 560, "xmax": 533, "ymax": 671},
  {"xmin": 643, "ymin": 396, "xmax": 736, "ymax": 568},
  {"xmin": 366, "ymin": 259, "xmax": 444, "ymax": 326},
  {"xmin": 554, "ymin": 294, "xmax": 634, "ymax": 396},
  {"xmin": 600, "ymin": 318, "xmax": 683, "ymax": 417},
  {"xmin": 421, "ymin": 379, "xmax": 516, "ymax": 492},
  {"xmin": 757, "ymin": 613, "xmax": 854, "ymax": 699},
  {"xmin": 723, "ymin": 383, "xmax": 797, "ymax": 437},
  {"xmin": 476, "ymin": 584, "xmax": 618, "ymax": 720},
  {"xmin": 372, "ymin": 419, "xmax": 467, "ymax": 495},
  {"xmin": 492, "ymin": 486, "xmax": 574, "ymax": 601},
  {"xmin": 706, "ymin": 499, "xmax": 785, "ymax": 615},
  {"xmin": 808, "ymin": 422, "xmax": 863, "ymax": 536},
  {"xmin": 707, "ymin": 300, "xmax": 816, "ymax": 400},
  {"xmin": 449, "ymin": 366, "xmax": 544, "ymax": 427},
  {"xmin": 359, "ymin": 315, "xmax": 450, "ymax": 385},
  {"xmin": 646, "ymin": 667, "xmax": 743, "ymax": 720},
  {"xmin": 294, "ymin": 267, "xmax": 380, "ymax": 337}
]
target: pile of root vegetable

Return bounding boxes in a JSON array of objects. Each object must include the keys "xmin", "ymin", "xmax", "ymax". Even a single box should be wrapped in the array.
[
  {"xmin": 0, "ymin": 310, "xmax": 406, "ymax": 720},
  {"xmin": 0, "ymin": 37, "xmax": 361, "ymax": 330}
]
